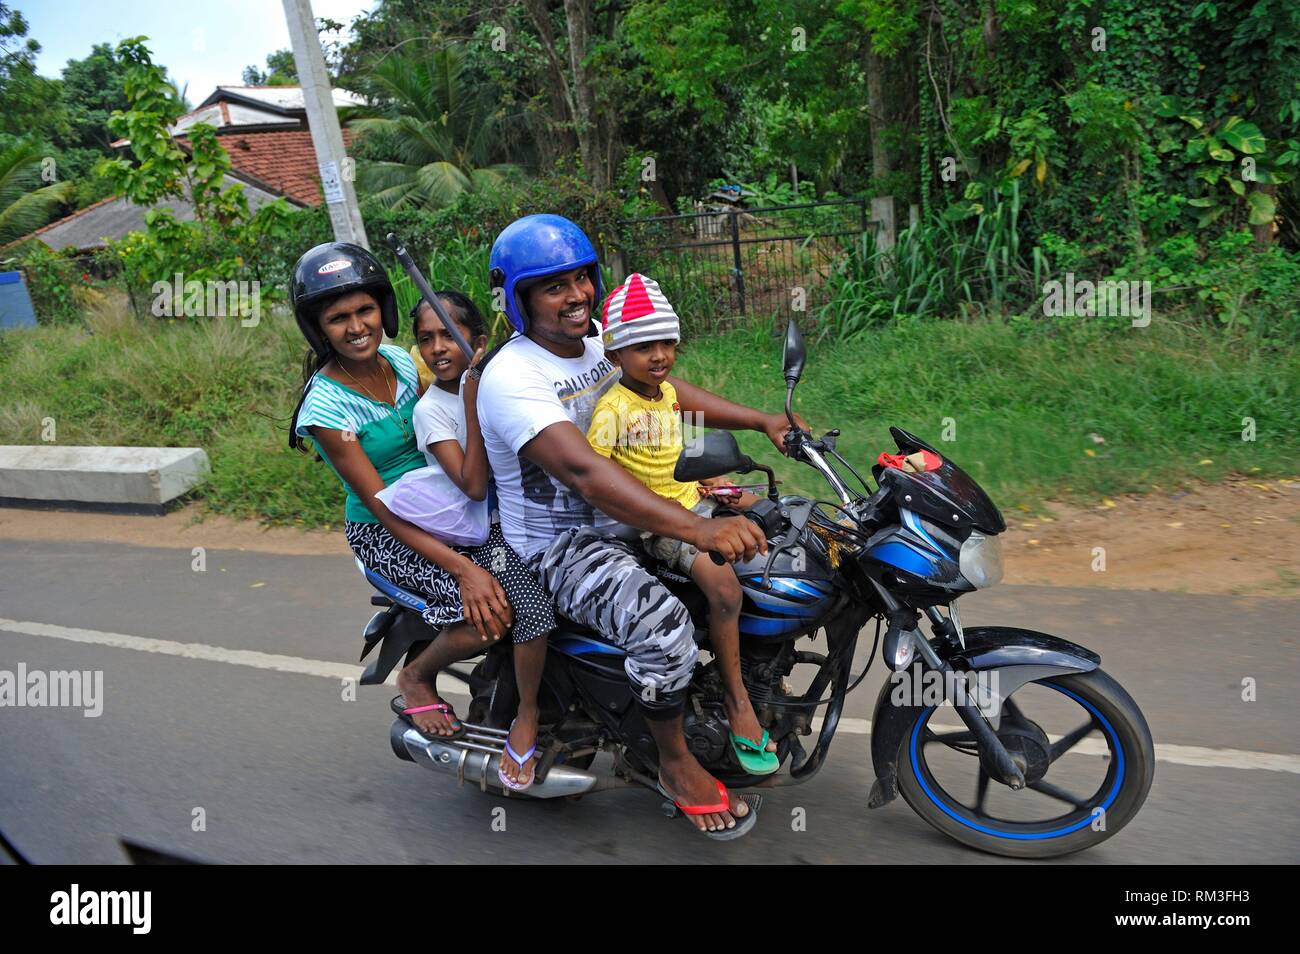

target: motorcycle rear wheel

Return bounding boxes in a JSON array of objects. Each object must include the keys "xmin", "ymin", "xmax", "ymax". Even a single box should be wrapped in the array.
[{"xmin": 895, "ymin": 668, "xmax": 1154, "ymax": 859}]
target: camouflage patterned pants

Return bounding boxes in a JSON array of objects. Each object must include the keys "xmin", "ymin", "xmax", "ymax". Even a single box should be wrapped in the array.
[{"xmin": 530, "ymin": 527, "xmax": 696, "ymax": 716}]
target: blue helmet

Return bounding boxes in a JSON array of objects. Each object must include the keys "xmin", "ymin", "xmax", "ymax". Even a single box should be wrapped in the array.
[{"xmin": 489, "ymin": 214, "xmax": 603, "ymax": 335}]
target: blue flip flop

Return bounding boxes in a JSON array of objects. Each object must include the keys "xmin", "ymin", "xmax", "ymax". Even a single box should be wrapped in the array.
[{"xmin": 498, "ymin": 719, "xmax": 538, "ymax": 792}]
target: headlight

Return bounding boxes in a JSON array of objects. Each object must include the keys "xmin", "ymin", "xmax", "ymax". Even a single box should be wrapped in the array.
[{"xmin": 959, "ymin": 531, "xmax": 1004, "ymax": 588}]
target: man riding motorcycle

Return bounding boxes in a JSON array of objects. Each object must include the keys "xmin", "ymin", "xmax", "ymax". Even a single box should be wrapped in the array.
[{"xmin": 476, "ymin": 214, "xmax": 806, "ymax": 837}]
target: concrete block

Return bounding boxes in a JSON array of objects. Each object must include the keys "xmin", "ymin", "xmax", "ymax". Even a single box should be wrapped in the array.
[{"xmin": 0, "ymin": 446, "xmax": 210, "ymax": 515}]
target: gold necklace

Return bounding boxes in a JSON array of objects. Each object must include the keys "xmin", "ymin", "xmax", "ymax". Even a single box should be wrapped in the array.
[{"xmin": 338, "ymin": 358, "xmax": 410, "ymax": 440}]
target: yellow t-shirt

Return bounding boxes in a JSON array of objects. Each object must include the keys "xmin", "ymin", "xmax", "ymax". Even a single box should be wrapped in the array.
[{"xmin": 586, "ymin": 380, "xmax": 700, "ymax": 510}]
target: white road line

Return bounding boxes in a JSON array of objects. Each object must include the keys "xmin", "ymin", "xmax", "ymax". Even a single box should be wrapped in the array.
[
  {"xmin": 5, "ymin": 618, "xmax": 1297, "ymax": 774},
  {"xmin": 0, "ymin": 616, "xmax": 468, "ymax": 697},
  {"xmin": 814, "ymin": 716, "xmax": 1300, "ymax": 774}
]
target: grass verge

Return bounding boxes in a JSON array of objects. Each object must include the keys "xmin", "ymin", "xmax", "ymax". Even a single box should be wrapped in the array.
[{"xmin": 1, "ymin": 302, "xmax": 1294, "ymax": 527}]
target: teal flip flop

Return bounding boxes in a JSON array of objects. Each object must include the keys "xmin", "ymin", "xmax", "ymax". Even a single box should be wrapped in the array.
[{"xmin": 730, "ymin": 729, "xmax": 780, "ymax": 775}]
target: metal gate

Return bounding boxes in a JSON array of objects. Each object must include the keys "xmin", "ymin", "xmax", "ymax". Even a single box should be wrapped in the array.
[{"xmin": 615, "ymin": 198, "xmax": 867, "ymax": 333}]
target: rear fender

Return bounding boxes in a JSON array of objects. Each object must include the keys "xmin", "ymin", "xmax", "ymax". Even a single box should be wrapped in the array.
[
  {"xmin": 867, "ymin": 626, "xmax": 1100, "ymax": 809},
  {"xmin": 359, "ymin": 610, "xmax": 435, "ymax": 686}
]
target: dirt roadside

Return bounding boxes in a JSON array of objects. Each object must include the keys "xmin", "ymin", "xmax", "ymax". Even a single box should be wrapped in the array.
[{"xmin": 2, "ymin": 476, "xmax": 1297, "ymax": 596}]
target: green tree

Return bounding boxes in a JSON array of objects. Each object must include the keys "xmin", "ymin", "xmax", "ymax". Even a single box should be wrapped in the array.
[
  {"xmin": 57, "ymin": 43, "xmax": 133, "ymax": 154},
  {"xmin": 349, "ymin": 41, "xmax": 521, "ymax": 209},
  {"xmin": 0, "ymin": 138, "xmax": 74, "ymax": 243},
  {"xmin": 242, "ymin": 48, "xmax": 298, "ymax": 86},
  {"xmin": 0, "ymin": 3, "xmax": 65, "ymax": 140},
  {"xmin": 97, "ymin": 37, "xmax": 247, "ymax": 224}
]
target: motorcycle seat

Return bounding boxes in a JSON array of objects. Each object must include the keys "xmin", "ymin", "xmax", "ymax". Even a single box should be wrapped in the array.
[
  {"xmin": 550, "ymin": 616, "xmax": 627, "ymax": 658},
  {"xmin": 355, "ymin": 558, "xmax": 429, "ymax": 614}
]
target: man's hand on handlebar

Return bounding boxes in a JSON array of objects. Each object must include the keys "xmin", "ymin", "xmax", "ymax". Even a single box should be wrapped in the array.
[
  {"xmin": 695, "ymin": 514, "xmax": 767, "ymax": 564},
  {"xmin": 760, "ymin": 411, "xmax": 810, "ymax": 456}
]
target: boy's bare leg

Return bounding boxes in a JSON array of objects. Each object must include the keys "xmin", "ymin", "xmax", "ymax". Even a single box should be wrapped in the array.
[
  {"xmin": 397, "ymin": 622, "xmax": 498, "ymax": 736},
  {"xmin": 691, "ymin": 558, "xmax": 776, "ymax": 752},
  {"xmin": 503, "ymin": 636, "xmax": 547, "ymax": 783}
]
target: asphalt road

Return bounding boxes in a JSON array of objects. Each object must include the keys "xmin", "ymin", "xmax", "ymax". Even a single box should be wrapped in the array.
[{"xmin": 1, "ymin": 537, "xmax": 1297, "ymax": 864}]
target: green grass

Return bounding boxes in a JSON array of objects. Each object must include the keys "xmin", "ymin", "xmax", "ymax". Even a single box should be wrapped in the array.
[
  {"xmin": 674, "ymin": 316, "xmax": 1299, "ymax": 510},
  {"xmin": 0, "ymin": 302, "xmax": 1295, "ymax": 526}
]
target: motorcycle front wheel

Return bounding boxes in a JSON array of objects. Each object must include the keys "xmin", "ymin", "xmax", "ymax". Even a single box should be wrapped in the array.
[{"xmin": 895, "ymin": 668, "xmax": 1154, "ymax": 859}]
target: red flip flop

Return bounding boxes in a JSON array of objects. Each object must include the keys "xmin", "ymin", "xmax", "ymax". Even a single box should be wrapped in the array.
[{"xmin": 655, "ymin": 776, "xmax": 762, "ymax": 841}]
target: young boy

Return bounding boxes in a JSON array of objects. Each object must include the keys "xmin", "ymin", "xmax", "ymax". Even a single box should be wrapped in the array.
[{"xmin": 585, "ymin": 274, "xmax": 779, "ymax": 776}]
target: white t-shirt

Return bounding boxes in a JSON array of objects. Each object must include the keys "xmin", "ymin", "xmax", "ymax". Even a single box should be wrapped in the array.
[
  {"xmin": 477, "ymin": 334, "xmax": 619, "ymax": 559},
  {"xmin": 411, "ymin": 377, "xmax": 467, "ymax": 471},
  {"xmin": 378, "ymin": 372, "xmax": 490, "ymax": 546}
]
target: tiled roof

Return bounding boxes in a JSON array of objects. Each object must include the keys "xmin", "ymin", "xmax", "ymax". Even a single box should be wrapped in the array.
[
  {"xmin": 195, "ymin": 129, "xmax": 355, "ymax": 207},
  {"xmin": 10, "ymin": 173, "xmax": 289, "ymax": 252},
  {"xmin": 198, "ymin": 85, "xmax": 364, "ymax": 112}
]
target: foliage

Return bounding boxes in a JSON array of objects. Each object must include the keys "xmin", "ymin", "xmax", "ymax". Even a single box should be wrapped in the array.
[
  {"xmin": 4, "ymin": 241, "xmax": 86, "ymax": 323},
  {"xmin": 1118, "ymin": 230, "xmax": 1300, "ymax": 333},
  {"xmin": 0, "ymin": 138, "xmax": 75, "ymax": 244},
  {"xmin": 1153, "ymin": 98, "xmax": 1296, "ymax": 229},
  {"xmin": 348, "ymin": 40, "xmax": 523, "ymax": 210},
  {"xmin": 2, "ymin": 304, "xmax": 1294, "ymax": 526},
  {"xmin": 0, "ymin": 4, "xmax": 64, "ymax": 141},
  {"xmin": 54, "ymin": 43, "xmax": 134, "ymax": 155},
  {"xmin": 91, "ymin": 39, "xmax": 317, "ymax": 313},
  {"xmin": 819, "ymin": 184, "xmax": 1049, "ymax": 336},
  {"xmin": 242, "ymin": 49, "xmax": 298, "ymax": 86}
]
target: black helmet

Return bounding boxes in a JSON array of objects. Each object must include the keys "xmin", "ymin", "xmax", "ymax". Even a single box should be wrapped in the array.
[{"xmin": 290, "ymin": 242, "xmax": 398, "ymax": 357}]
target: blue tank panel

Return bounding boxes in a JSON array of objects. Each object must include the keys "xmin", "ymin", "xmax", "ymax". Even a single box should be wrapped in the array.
[{"xmin": 737, "ymin": 573, "xmax": 835, "ymax": 639}]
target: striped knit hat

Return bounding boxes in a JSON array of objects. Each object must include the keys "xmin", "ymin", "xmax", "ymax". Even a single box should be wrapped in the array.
[{"xmin": 599, "ymin": 273, "xmax": 680, "ymax": 351}]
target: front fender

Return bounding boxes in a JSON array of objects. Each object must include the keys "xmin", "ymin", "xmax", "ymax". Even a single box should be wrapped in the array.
[{"xmin": 867, "ymin": 626, "xmax": 1100, "ymax": 809}]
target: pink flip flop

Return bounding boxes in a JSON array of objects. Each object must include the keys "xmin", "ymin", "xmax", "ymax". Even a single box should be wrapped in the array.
[{"xmin": 390, "ymin": 695, "xmax": 464, "ymax": 739}]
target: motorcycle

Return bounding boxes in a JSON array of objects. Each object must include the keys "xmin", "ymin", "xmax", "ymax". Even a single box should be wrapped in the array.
[{"xmin": 355, "ymin": 319, "xmax": 1154, "ymax": 858}]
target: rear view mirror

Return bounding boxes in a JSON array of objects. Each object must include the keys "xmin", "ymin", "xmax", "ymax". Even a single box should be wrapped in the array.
[
  {"xmin": 673, "ymin": 431, "xmax": 754, "ymax": 483},
  {"xmin": 782, "ymin": 319, "xmax": 806, "ymax": 385}
]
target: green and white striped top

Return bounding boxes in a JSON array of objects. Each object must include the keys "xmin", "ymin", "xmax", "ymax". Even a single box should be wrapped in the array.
[{"xmin": 295, "ymin": 344, "xmax": 426, "ymax": 524}]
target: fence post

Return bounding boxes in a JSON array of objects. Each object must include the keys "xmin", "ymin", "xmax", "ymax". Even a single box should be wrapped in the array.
[
  {"xmin": 610, "ymin": 247, "xmax": 628, "ymax": 286},
  {"xmin": 730, "ymin": 210, "xmax": 746, "ymax": 316},
  {"xmin": 871, "ymin": 196, "xmax": 896, "ymax": 253},
  {"xmin": 871, "ymin": 196, "xmax": 897, "ymax": 282}
]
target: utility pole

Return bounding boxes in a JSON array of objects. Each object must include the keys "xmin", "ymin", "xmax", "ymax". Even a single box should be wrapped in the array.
[{"xmin": 282, "ymin": 0, "xmax": 368, "ymax": 248}]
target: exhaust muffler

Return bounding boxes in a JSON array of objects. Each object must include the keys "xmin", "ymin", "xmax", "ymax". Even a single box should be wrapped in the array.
[{"xmin": 389, "ymin": 719, "xmax": 606, "ymax": 799}]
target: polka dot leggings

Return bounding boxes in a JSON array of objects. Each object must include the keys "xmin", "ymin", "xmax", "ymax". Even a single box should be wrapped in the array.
[{"xmin": 346, "ymin": 522, "xmax": 554, "ymax": 643}]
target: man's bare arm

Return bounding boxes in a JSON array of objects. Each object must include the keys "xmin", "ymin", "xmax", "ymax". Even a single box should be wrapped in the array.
[{"xmin": 520, "ymin": 421, "xmax": 766, "ymax": 562}]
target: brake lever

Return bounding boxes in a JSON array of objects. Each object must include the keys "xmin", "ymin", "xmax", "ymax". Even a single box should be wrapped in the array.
[
  {"xmin": 760, "ymin": 501, "xmax": 815, "ymax": 589},
  {"xmin": 783, "ymin": 427, "xmax": 812, "ymax": 459}
]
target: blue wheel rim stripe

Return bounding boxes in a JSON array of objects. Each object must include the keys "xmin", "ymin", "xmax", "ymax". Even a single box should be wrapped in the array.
[{"xmin": 908, "ymin": 681, "xmax": 1125, "ymax": 840}]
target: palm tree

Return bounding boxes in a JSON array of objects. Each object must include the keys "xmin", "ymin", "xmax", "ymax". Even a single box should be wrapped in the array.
[
  {"xmin": 348, "ymin": 42, "xmax": 521, "ymax": 209},
  {"xmin": 0, "ymin": 139, "xmax": 75, "ymax": 245}
]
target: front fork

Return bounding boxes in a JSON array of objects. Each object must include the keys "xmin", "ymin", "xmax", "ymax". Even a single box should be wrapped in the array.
[
  {"xmin": 871, "ymin": 580, "xmax": 1025, "ymax": 790},
  {"xmin": 902, "ymin": 608, "xmax": 1026, "ymax": 790}
]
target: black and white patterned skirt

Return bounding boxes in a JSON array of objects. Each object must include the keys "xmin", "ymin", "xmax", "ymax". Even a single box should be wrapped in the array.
[{"xmin": 345, "ymin": 521, "xmax": 554, "ymax": 643}]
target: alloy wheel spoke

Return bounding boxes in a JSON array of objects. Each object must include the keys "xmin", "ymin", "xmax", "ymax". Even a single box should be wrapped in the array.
[
  {"xmin": 1027, "ymin": 778, "xmax": 1090, "ymax": 809},
  {"xmin": 974, "ymin": 766, "xmax": 990, "ymax": 814},
  {"xmin": 1049, "ymin": 720, "xmax": 1098, "ymax": 762},
  {"xmin": 928, "ymin": 729, "xmax": 976, "ymax": 746}
]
